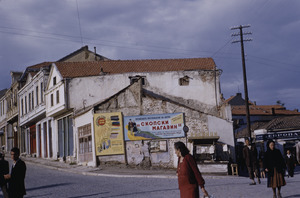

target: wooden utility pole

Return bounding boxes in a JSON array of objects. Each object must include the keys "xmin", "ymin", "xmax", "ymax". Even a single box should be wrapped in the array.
[{"xmin": 231, "ymin": 25, "xmax": 252, "ymax": 142}]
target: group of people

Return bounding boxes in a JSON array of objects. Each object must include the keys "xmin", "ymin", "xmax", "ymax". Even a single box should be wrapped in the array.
[
  {"xmin": 0, "ymin": 147, "xmax": 26, "ymax": 198},
  {"xmin": 175, "ymin": 139, "xmax": 298, "ymax": 198},
  {"xmin": 243, "ymin": 138, "xmax": 298, "ymax": 198}
]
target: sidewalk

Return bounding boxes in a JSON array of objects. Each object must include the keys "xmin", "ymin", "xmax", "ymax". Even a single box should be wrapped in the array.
[
  {"xmin": 21, "ymin": 155, "xmax": 178, "ymax": 178},
  {"xmin": 20, "ymin": 155, "xmax": 232, "ymax": 179}
]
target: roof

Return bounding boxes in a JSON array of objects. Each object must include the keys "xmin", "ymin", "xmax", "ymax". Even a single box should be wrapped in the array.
[
  {"xmin": 19, "ymin": 62, "xmax": 52, "ymax": 81},
  {"xmin": 224, "ymin": 92, "xmax": 254, "ymax": 106},
  {"xmin": 57, "ymin": 45, "xmax": 109, "ymax": 62},
  {"xmin": 0, "ymin": 89, "xmax": 7, "ymax": 98},
  {"xmin": 54, "ymin": 58, "xmax": 216, "ymax": 78},
  {"xmin": 259, "ymin": 116, "xmax": 300, "ymax": 131},
  {"xmin": 235, "ymin": 122, "xmax": 268, "ymax": 138},
  {"xmin": 231, "ymin": 105, "xmax": 300, "ymax": 116}
]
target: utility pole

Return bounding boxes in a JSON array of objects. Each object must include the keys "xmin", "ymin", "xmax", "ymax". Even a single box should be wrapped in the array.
[{"xmin": 231, "ymin": 25, "xmax": 253, "ymax": 142}]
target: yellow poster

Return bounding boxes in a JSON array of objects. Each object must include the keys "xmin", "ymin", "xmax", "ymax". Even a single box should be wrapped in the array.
[{"xmin": 94, "ymin": 112, "xmax": 124, "ymax": 156}]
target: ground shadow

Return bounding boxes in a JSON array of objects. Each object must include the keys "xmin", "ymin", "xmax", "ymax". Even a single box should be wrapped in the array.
[
  {"xmin": 284, "ymin": 194, "xmax": 300, "ymax": 198},
  {"xmin": 68, "ymin": 192, "xmax": 110, "ymax": 198},
  {"xmin": 26, "ymin": 183, "xmax": 72, "ymax": 191},
  {"xmin": 100, "ymin": 188, "xmax": 178, "ymax": 198}
]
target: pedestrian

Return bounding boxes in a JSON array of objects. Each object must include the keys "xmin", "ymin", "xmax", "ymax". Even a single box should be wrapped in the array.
[
  {"xmin": 285, "ymin": 149, "xmax": 296, "ymax": 178},
  {"xmin": 264, "ymin": 140, "xmax": 286, "ymax": 198},
  {"xmin": 258, "ymin": 151, "xmax": 265, "ymax": 179},
  {"xmin": 243, "ymin": 138, "xmax": 261, "ymax": 185},
  {"xmin": 0, "ymin": 153, "xmax": 9, "ymax": 198},
  {"xmin": 4, "ymin": 147, "xmax": 26, "ymax": 198},
  {"xmin": 174, "ymin": 141, "xmax": 209, "ymax": 198}
]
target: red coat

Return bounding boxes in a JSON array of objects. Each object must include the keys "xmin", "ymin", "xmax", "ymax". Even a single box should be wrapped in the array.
[{"xmin": 177, "ymin": 154, "xmax": 205, "ymax": 198}]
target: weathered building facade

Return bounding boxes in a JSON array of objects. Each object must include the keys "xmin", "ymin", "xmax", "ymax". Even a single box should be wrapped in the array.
[{"xmin": 70, "ymin": 58, "xmax": 234, "ymax": 173}]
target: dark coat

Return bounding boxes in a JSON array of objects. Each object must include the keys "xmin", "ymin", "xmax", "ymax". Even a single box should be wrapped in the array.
[
  {"xmin": 264, "ymin": 148, "xmax": 286, "ymax": 176},
  {"xmin": 285, "ymin": 153, "xmax": 296, "ymax": 168},
  {"xmin": 8, "ymin": 159, "xmax": 26, "ymax": 198},
  {"xmin": 0, "ymin": 159, "xmax": 9, "ymax": 186},
  {"xmin": 243, "ymin": 144, "xmax": 258, "ymax": 167}
]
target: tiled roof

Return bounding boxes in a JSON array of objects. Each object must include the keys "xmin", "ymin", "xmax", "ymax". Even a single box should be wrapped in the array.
[
  {"xmin": 231, "ymin": 105, "xmax": 300, "ymax": 115},
  {"xmin": 19, "ymin": 62, "xmax": 52, "ymax": 81},
  {"xmin": 260, "ymin": 116, "xmax": 300, "ymax": 131},
  {"xmin": 235, "ymin": 122, "xmax": 268, "ymax": 138},
  {"xmin": 54, "ymin": 58, "xmax": 216, "ymax": 78}
]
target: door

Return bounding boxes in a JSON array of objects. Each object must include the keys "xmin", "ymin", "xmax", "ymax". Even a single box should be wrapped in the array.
[{"xmin": 30, "ymin": 125, "xmax": 36, "ymax": 154}]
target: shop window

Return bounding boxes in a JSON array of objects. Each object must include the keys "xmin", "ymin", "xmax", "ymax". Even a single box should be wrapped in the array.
[{"xmin": 78, "ymin": 124, "xmax": 92, "ymax": 154}]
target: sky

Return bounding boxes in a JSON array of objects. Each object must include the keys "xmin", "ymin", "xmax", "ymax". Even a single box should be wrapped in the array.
[{"xmin": 0, "ymin": 0, "xmax": 300, "ymax": 110}]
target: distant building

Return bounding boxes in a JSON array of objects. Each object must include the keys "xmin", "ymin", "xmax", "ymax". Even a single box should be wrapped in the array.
[{"xmin": 254, "ymin": 115, "xmax": 300, "ymax": 159}]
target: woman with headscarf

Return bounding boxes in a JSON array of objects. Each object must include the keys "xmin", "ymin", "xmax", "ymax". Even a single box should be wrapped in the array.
[
  {"xmin": 174, "ymin": 141, "xmax": 209, "ymax": 198},
  {"xmin": 264, "ymin": 140, "xmax": 286, "ymax": 198}
]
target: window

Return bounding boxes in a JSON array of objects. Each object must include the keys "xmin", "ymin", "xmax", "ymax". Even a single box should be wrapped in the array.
[
  {"xmin": 179, "ymin": 76, "xmax": 190, "ymax": 86},
  {"xmin": 53, "ymin": 77, "xmax": 56, "ymax": 86},
  {"xmin": 25, "ymin": 96, "xmax": 27, "ymax": 114},
  {"xmin": 21, "ymin": 99, "xmax": 24, "ymax": 116},
  {"xmin": 50, "ymin": 94, "xmax": 54, "ymax": 107},
  {"xmin": 36, "ymin": 86, "xmax": 39, "ymax": 105},
  {"xmin": 28, "ymin": 93, "xmax": 31, "ymax": 111},
  {"xmin": 40, "ymin": 82, "xmax": 43, "ymax": 103},
  {"xmin": 129, "ymin": 76, "xmax": 145, "ymax": 85},
  {"xmin": 31, "ymin": 91, "xmax": 34, "ymax": 110},
  {"xmin": 78, "ymin": 124, "xmax": 92, "ymax": 154},
  {"xmin": 56, "ymin": 90, "xmax": 59, "ymax": 104}
]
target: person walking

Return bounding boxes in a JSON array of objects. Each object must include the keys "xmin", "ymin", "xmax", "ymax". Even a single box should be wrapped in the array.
[
  {"xmin": 264, "ymin": 140, "xmax": 286, "ymax": 198},
  {"xmin": 285, "ymin": 149, "xmax": 296, "ymax": 178},
  {"xmin": 4, "ymin": 147, "xmax": 26, "ymax": 198},
  {"xmin": 243, "ymin": 138, "xmax": 261, "ymax": 185},
  {"xmin": 174, "ymin": 141, "xmax": 209, "ymax": 198},
  {"xmin": 0, "ymin": 153, "xmax": 9, "ymax": 198},
  {"xmin": 258, "ymin": 151, "xmax": 266, "ymax": 179}
]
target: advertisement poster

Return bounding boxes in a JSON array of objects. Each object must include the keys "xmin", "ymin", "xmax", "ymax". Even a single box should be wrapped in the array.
[
  {"xmin": 123, "ymin": 113, "xmax": 185, "ymax": 141},
  {"xmin": 94, "ymin": 112, "xmax": 124, "ymax": 156}
]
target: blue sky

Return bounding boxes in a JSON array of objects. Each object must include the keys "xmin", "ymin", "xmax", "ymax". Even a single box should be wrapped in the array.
[{"xmin": 0, "ymin": 0, "xmax": 299, "ymax": 110}]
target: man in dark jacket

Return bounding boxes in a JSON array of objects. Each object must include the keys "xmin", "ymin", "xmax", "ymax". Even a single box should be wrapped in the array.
[
  {"xmin": 0, "ymin": 153, "xmax": 9, "ymax": 198},
  {"xmin": 285, "ymin": 149, "xmax": 297, "ymax": 177},
  {"xmin": 4, "ymin": 147, "xmax": 26, "ymax": 198},
  {"xmin": 243, "ymin": 138, "xmax": 261, "ymax": 185}
]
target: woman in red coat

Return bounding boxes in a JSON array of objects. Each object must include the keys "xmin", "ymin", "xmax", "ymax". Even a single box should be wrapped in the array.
[{"xmin": 174, "ymin": 141, "xmax": 209, "ymax": 198}]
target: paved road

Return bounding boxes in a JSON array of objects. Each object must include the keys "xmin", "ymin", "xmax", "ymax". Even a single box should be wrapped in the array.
[{"xmin": 1, "ymin": 160, "xmax": 300, "ymax": 198}]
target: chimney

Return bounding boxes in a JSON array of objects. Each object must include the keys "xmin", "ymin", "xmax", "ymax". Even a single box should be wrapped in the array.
[
  {"xmin": 271, "ymin": 108, "xmax": 275, "ymax": 115},
  {"xmin": 94, "ymin": 47, "xmax": 97, "ymax": 61}
]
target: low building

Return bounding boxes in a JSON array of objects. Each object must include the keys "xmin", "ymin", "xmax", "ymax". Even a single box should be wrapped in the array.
[{"xmin": 254, "ymin": 115, "xmax": 300, "ymax": 157}]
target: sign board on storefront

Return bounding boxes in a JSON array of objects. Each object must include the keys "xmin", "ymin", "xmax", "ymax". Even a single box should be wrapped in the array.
[
  {"xmin": 256, "ymin": 131, "xmax": 300, "ymax": 141},
  {"xmin": 94, "ymin": 112, "xmax": 124, "ymax": 156},
  {"xmin": 123, "ymin": 113, "xmax": 185, "ymax": 141}
]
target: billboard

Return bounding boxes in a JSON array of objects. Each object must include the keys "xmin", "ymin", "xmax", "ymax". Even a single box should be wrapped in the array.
[
  {"xmin": 94, "ymin": 112, "xmax": 124, "ymax": 156},
  {"xmin": 123, "ymin": 113, "xmax": 185, "ymax": 141}
]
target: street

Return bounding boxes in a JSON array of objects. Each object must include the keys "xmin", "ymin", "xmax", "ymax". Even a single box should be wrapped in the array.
[{"xmin": 1, "ymin": 161, "xmax": 300, "ymax": 198}]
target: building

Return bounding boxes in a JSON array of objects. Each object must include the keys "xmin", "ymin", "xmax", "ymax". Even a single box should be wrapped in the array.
[
  {"xmin": 68, "ymin": 58, "xmax": 234, "ymax": 173},
  {"xmin": 254, "ymin": 115, "xmax": 300, "ymax": 158},
  {"xmin": 15, "ymin": 45, "xmax": 108, "ymax": 158},
  {"xmin": 0, "ymin": 89, "xmax": 8, "ymax": 149}
]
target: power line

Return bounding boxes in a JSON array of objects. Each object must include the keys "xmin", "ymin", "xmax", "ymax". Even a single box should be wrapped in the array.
[{"xmin": 76, "ymin": 0, "xmax": 84, "ymax": 46}]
